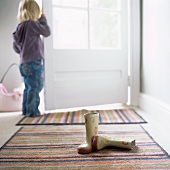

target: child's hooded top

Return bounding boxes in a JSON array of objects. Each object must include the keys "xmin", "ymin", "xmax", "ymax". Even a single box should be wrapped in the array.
[{"xmin": 13, "ymin": 15, "xmax": 51, "ymax": 64}]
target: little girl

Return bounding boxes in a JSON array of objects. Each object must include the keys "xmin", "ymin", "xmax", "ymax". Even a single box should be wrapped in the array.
[{"xmin": 13, "ymin": 0, "xmax": 51, "ymax": 117}]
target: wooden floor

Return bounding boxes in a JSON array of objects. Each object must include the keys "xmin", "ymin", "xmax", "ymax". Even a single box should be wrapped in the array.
[{"xmin": 0, "ymin": 104, "xmax": 170, "ymax": 155}]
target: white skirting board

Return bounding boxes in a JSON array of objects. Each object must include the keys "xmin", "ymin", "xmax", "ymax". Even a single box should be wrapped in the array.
[
  {"xmin": 139, "ymin": 93, "xmax": 170, "ymax": 123},
  {"xmin": 139, "ymin": 94, "xmax": 170, "ymax": 155}
]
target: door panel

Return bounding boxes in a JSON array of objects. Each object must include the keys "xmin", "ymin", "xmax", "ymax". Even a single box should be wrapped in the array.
[{"xmin": 44, "ymin": 0, "xmax": 128, "ymax": 109}]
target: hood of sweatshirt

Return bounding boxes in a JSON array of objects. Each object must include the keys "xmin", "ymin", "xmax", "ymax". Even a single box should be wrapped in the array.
[{"xmin": 13, "ymin": 22, "xmax": 28, "ymax": 45}]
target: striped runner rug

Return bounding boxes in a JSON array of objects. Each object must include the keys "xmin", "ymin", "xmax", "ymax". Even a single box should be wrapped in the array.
[
  {"xmin": 16, "ymin": 109, "xmax": 147, "ymax": 125},
  {"xmin": 0, "ymin": 125, "xmax": 170, "ymax": 169}
]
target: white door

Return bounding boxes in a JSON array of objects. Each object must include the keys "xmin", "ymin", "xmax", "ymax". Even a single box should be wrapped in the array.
[{"xmin": 44, "ymin": 0, "xmax": 129, "ymax": 110}]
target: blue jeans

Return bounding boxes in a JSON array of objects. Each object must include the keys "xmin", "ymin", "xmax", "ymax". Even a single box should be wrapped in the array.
[{"xmin": 19, "ymin": 60, "xmax": 44, "ymax": 117}]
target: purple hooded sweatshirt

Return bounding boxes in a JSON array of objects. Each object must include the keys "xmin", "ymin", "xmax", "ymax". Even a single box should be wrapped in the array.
[{"xmin": 13, "ymin": 15, "xmax": 51, "ymax": 64}]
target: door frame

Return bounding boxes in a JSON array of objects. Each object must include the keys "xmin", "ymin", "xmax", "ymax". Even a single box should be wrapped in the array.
[
  {"xmin": 43, "ymin": 0, "xmax": 141, "ymax": 109},
  {"xmin": 129, "ymin": 0, "xmax": 141, "ymax": 106}
]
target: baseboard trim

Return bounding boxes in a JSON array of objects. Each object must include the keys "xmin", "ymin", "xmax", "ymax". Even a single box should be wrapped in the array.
[{"xmin": 139, "ymin": 93, "xmax": 170, "ymax": 116}]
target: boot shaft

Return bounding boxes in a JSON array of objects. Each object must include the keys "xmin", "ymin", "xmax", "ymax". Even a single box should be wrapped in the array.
[
  {"xmin": 84, "ymin": 112, "xmax": 99, "ymax": 144},
  {"xmin": 93, "ymin": 135, "xmax": 136, "ymax": 150}
]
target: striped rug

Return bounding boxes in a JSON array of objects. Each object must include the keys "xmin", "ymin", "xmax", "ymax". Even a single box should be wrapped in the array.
[
  {"xmin": 16, "ymin": 109, "xmax": 147, "ymax": 125},
  {"xmin": 0, "ymin": 125, "xmax": 170, "ymax": 169}
]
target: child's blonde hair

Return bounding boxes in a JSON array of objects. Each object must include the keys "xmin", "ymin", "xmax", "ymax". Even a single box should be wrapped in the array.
[{"xmin": 17, "ymin": 0, "xmax": 41, "ymax": 23}]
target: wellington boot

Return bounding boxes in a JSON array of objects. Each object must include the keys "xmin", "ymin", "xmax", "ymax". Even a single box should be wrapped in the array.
[
  {"xmin": 77, "ymin": 112, "xmax": 99, "ymax": 154},
  {"xmin": 92, "ymin": 135, "xmax": 136, "ymax": 150}
]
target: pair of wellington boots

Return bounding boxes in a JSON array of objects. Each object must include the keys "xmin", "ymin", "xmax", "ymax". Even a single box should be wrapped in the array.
[{"xmin": 77, "ymin": 112, "xmax": 136, "ymax": 154}]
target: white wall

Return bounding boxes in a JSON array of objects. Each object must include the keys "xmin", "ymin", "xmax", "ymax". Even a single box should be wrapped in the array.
[
  {"xmin": 141, "ymin": 0, "xmax": 170, "ymax": 105},
  {"xmin": 2, "ymin": 0, "xmax": 170, "ymax": 110},
  {"xmin": 0, "ymin": 0, "xmax": 22, "ymax": 91}
]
